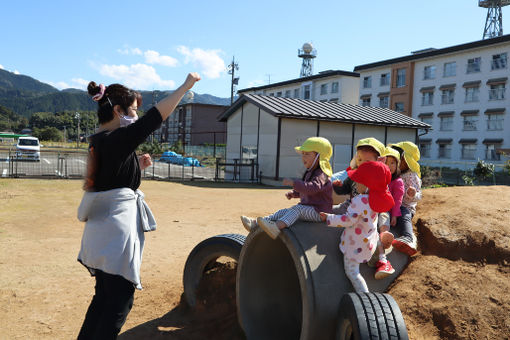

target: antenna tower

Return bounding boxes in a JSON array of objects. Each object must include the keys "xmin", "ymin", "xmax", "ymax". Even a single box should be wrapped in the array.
[
  {"xmin": 298, "ymin": 43, "xmax": 317, "ymax": 77},
  {"xmin": 228, "ymin": 56, "xmax": 239, "ymax": 105},
  {"xmin": 479, "ymin": 0, "xmax": 510, "ymax": 39}
]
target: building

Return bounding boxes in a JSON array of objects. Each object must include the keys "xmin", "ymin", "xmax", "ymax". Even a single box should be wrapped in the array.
[
  {"xmin": 354, "ymin": 34, "xmax": 510, "ymax": 168},
  {"xmin": 238, "ymin": 70, "xmax": 360, "ymax": 104},
  {"xmin": 218, "ymin": 94, "xmax": 429, "ymax": 185},
  {"xmin": 156, "ymin": 103, "xmax": 228, "ymax": 146}
]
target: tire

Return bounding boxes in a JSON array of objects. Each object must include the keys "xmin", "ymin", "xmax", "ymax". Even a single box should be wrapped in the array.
[
  {"xmin": 336, "ymin": 292, "xmax": 409, "ymax": 340},
  {"xmin": 183, "ymin": 233, "xmax": 246, "ymax": 307}
]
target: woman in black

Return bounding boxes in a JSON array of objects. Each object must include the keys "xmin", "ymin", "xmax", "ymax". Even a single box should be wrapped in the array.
[{"xmin": 77, "ymin": 73, "xmax": 200, "ymax": 339}]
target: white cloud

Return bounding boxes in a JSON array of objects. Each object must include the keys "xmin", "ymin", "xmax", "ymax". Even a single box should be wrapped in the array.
[
  {"xmin": 177, "ymin": 46, "xmax": 225, "ymax": 79},
  {"xmin": 247, "ymin": 80, "xmax": 265, "ymax": 88},
  {"xmin": 144, "ymin": 50, "xmax": 178, "ymax": 67},
  {"xmin": 98, "ymin": 63, "xmax": 175, "ymax": 90},
  {"xmin": 13, "ymin": 70, "xmax": 20, "ymax": 75},
  {"xmin": 48, "ymin": 81, "xmax": 71, "ymax": 90},
  {"xmin": 0, "ymin": 64, "xmax": 3, "ymax": 69},
  {"xmin": 117, "ymin": 47, "xmax": 143, "ymax": 55}
]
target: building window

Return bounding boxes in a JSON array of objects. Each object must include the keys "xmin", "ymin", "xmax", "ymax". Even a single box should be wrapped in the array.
[
  {"xmin": 396, "ymin": 69, "xmax": 406, "ymax": 87},
  {"xmin": 395, "ymin": 102, "xmax": 404, "ymax": 112},
  {"xmin": 487, "ymin": 113, "xmax": 504, "ymax": 130},
  {"xmin": 461, "ymin": 143, "xmax": 477, "ymax": 160},
  {"xmin": 303, "ymin": 85, "xmax": 311, "ymax": 99},
  {"xmin": 438, "ymin": 143, "xmax": 452, "ymax": 158},
  {"xmin": 443, "ymin": 62, "xmax": 456, "ymax": 77},
  {"xmin": 320, "ymin": 84, "xmax": 328, "ymax": 95},
  {"xmin": 419, "ymin": 115, "xmax": 432, "ymax": 135},
  {"xmin": 379, "ymin": 96, "xmax": 389, "ymax": 108},
  {"xmin": 242, "ymin": 145, "xmax": 258, "ymax": 160},
  {"xmin": 485, "ymin": 143, "xmax": 501, "ymax": 161},
  {"xmin": 276, "ymin": 91, "xmax": 282, "ymax": 97},
  {"xmin": 491, "ymin": 53, "xmax": 507, "ymax": 70},
  {"xmin": 329, "ymin": 98, "xmax": 339, "ymax": 103},
  {"xmin": 463, "ymin": 115, "xmax": 477, "ymax": 131},
  {"xmin": 441, "ymin": 89, "xmax": 455, "ymax": 104},
  {"xmin": 423, "ymin": 65, "xmax": 436, "ymax": 80},
  {"xmin": 421, "ymin": 91, "xmax": 434, "ymax": 106},
  {"xmin": 419, "ymin": 142, "xmax": 431, "ymax": 158},
  {"xmin": 489, "ymin": 84, "xmax": 505, "ymax": 100},
  {"xmin": 363, "ymin": 76, "xmax": 372, "ymax": 88},
  {"xmin": 269, "ymin": 93, "xmax": 274, "ymax": 96},
  {"xmin": 361, "ymin": 97, "xmax": 371, "ymax": 106},
  {"xmin": 285, "ymin": 90, "xmax": 291, "ymax": 98},
  {"xmin": 380, "ymin": 73, "xmax": 390, "ymax": 86},
  {"xmin": 439, "ymin": 116, "xmax": 453, "ymax": 131},
  {"xmin": 331, "ymin": 82, "xmax": 339, "ymax": 93},
  {"xmin": 467, "ymin": 57, "xmax": 481, "ymax": 73},
  {"xmin": 294, "ymin": 88, "xmax": 300, "ymax": 98},
  {"xmin": 465, "ymin": 87, "xmax": 479, "ymax": 102}
]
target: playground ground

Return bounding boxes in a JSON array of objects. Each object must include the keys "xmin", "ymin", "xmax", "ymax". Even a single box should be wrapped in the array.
[{"xmin": 0, "ymin": 179, "xmax": 508, "ymax": 339}]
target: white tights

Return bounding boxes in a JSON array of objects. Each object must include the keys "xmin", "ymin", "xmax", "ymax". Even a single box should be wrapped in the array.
[{"xmin": 343, "ymin": 256, "xmax": 369, "ymax": 293}]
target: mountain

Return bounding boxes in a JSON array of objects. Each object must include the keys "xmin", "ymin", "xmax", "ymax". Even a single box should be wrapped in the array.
[{"xmin": 0, "ymin": 69, "xmax": 231, "ymax": 118}]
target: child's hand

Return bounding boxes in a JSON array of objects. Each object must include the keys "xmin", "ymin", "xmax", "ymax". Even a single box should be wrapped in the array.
[
  {"xmin": 390, "ymin": 216, "xmax": 397, "ymax": 226},
  {"xmin": 377, "ymin": 156, "xmax": 387, "ymax": 163},
  {"xmin": 282, "ymin": 178, "xmax": 294, "ymax": 186},
  {"xmin": 407, "ymin": 186, "xmax": 416, "ymax": 198},
  {"xmin": 333, "ymin": 179, "xmax": 343, "ymax": 187},
  {"xmin": 319, "ymin": 212, "xmax": 328, "ymax": 222},
  {"xmin": 183, "ymin": 72, "xmax": 201, "ymax": 90},
  {"xmin": 285, "ymin": 191, "xmax": 294, "ymax": 200},
  {"xmin": 138, "ymin": 153, "xmax": 152, "ymax": 170}
]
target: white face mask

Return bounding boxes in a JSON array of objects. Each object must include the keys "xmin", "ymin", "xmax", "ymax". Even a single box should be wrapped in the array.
[{"xmin": 119, "ymin": 113, "xmax": 138, "ymax": 127}]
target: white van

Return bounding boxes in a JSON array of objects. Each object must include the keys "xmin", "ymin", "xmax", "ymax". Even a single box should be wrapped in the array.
[{"xmin": 16, "ymin": 136, "xmax": 41, "ymax": 161}]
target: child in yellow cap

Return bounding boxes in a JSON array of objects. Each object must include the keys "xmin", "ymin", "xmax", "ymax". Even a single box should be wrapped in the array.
[
  {"xmin": 389, "ymin": 141, "xmax": 422, "ymax": 256},
  {"xmin": 240, "ymin": 137, "xmax": 333, "ymax": 239},
  {"xmin": 332, "ymin": 137, "xmax": 386, "ymax": 215}
]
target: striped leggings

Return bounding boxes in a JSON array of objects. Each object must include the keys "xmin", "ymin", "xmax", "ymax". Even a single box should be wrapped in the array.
[{"xmin": 265, "ymin": 204, "xmax": 322, "ymax": 228}]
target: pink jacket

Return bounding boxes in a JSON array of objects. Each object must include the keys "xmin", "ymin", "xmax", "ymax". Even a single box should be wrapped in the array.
[{"xmin": 388, "ymin": 177, "xmax": 404, "ymax": 217}]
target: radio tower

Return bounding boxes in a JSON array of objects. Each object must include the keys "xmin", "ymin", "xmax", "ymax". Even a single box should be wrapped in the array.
[
  {"xmin": 479, "ymin": 0, "xmax": 510, "ymax": 39},
  {"xmin": 298, "ymin": 43, "xmax": 316, "ymax": 77}
]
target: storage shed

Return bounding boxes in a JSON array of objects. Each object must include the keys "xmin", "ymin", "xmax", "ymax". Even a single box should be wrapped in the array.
[{"xmin": 218, "ymin": 94, "xmax": 430, "ymax": 185}]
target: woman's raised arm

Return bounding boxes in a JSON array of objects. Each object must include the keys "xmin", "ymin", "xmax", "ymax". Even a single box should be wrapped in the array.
[{"xmin": 155, "ymin": 72, "xmax": 201, "ymax": 121}]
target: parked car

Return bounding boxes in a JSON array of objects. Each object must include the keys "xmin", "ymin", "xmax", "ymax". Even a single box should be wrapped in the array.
[{"xmin": 15, "ymin": 136, "xmax": 41, "ymax": 161}]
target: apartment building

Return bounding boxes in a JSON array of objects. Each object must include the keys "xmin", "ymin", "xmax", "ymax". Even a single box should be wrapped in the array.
[
  {"xmin": 238, "ymin": 70, "xmax": 360, "ymax": 104},
  {"xmin": 354, "ymin": 35, "xmax": 510, "ymax": 168},
  {"xmin": 156, "ymin": 103, "xmax": 228, "ymax": 146}
]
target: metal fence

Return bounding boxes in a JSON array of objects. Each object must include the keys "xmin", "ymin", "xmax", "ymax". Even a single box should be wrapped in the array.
[{"xmin": 420, "ymin": 159, "xmax": 510, "ymax": 186}]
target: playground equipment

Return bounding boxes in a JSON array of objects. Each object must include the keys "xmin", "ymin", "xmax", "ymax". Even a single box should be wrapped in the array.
[{"xmin": 184, "ymin": 222, "xmax": 409, "ymax": 339}]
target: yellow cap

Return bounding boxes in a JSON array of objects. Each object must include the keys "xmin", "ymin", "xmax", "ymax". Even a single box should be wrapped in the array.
[
  {"xmin": 382, "ymin": 146, "xmax": 400, "ymax": 162},
  {"xmin": 356, "ymin": 137, "xmax": 385, "ymax": 156},
  {"xmin": 391, "ymin": 141, "xmax": 421, "ymax": 178},
  {"xmin": 295, "ymin": 137, "xmax": 333, "ymax": 177}
]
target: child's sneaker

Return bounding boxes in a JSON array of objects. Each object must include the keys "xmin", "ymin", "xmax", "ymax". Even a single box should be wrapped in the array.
[
  {"xmin": 257, "ymin": 217, "xmax": 280, "ymax": 240},
  {"xmin": 392, "ymin": 236, "xmax": 417, "ymax": 256},
  {"xmin": 375, "ymin": 260, "xmax": 395, "ymax": 280},
  {"xmin": 240, "ymin": 216, "xmax": 257, "ymax": 232}
]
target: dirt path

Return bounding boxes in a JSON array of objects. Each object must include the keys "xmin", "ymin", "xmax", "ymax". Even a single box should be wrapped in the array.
[{"xmin": 0, "ymin": 179, "xmax": 509, "ymax": 339}]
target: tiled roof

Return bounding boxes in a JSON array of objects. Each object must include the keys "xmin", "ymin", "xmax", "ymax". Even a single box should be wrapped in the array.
[{"xmin": 218, "ymin": 94, "xmax": 431, "ymax": 129}]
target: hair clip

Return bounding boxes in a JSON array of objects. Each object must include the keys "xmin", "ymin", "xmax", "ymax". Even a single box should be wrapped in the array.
[{"xmin": 92, "ymin": 84, "xmax": 106, "ymax": 101}]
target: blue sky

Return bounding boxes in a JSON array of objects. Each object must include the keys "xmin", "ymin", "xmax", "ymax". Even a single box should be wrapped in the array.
[{"xmin": 1, "ymin": 0, "xmax": 507, "ymax": 97}]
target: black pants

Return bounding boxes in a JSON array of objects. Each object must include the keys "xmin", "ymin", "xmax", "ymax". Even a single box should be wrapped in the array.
[{"xmin": 78, "ymin": 270, "xmax": 135, "ymax": 340}]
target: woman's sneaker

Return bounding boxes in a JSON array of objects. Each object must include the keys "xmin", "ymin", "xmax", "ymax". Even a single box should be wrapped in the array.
[
  {"xmin": 392, "ymin": 236, "xmax": 417, "ymax": 256},
  {"xmin": 375, "ymin": 260, "xmax": 395, "ymax": 280},
  {"xmin": 240, "ymin": 216, "xmax": 257, "ymax": 232},
  {"xmin": 257, "ymin": 217, "xmax": 281, "ymax": 240}
]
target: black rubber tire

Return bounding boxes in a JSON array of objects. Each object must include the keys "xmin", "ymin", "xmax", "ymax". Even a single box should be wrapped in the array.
[
  {"xmin": 336, "ymin": 292, "xmax": 409, "ymax": 340},
  {"xmin": 183, "ymin": 233, "xmax": 246, "ymax": 307}
]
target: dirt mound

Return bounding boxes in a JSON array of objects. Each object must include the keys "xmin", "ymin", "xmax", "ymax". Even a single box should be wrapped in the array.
[{"xmin": 387, "ymin": 186, "xmax": 510, "ymax": 339}]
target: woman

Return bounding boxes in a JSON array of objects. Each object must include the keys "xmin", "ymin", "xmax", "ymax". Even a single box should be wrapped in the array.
[{"xmin": 76, "ymin": 73, "xmax": 200, "ymax": 339}]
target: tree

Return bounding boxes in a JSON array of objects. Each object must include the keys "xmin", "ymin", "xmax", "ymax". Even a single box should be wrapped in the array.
[{"xmin": 33, "ymin": 127, "xmax": 62, "ymax": 141}]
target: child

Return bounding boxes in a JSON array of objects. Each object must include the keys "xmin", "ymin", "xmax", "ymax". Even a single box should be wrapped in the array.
[
  {"xmin": 320, "ymin": 161, "xmax": 394, "ymax": 292},
  {"xmin": 390, "ymin": 141, "xmax": 422, "ymax": 256},
  {"xmin": 332, "ymin": 137, "xmax": 385, "ymax": 215},
  {"xmin": 241, "ymin": 137, "xmax": 333, "ymax": 239},
  {"xmin": 372, "ymin": 146, "xmax": 405, "ymax": 279}
]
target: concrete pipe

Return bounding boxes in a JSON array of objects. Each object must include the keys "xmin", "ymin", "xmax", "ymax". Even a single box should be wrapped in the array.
[{"xmin": 236, "ymin": 221, "xmax": 409, "ymax": 340}]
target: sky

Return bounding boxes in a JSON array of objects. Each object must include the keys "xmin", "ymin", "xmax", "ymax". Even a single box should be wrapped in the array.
[{"xmin": 1, "ymin": 0, "xmax": 508, "ymax": 98}]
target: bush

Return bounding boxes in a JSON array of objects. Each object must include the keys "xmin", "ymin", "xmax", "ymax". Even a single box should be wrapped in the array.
[
  {"xmin": 33, "ymin": 127, "xmax": 63, "ymax": 142},
  {"xmin": 138, "ymin": 141, "xmax": 164, "ymax": 156},
  {"xmin": 473, "ymin": 159, "xmax": 494, "ymax": 180}
]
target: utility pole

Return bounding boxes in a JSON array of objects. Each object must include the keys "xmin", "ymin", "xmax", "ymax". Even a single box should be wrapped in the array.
[
  {"xmin": 227, "ymin": 56, "xmax": 239, "ymax": 105},
  {"xmin": 75, "ymin": 112, "xmax": 80, "ymax": 148}
]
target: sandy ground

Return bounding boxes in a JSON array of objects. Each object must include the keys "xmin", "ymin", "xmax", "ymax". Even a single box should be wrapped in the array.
[{"xmin": 0, "ymin": 179, "xmax": 509, "ymax": 339}]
